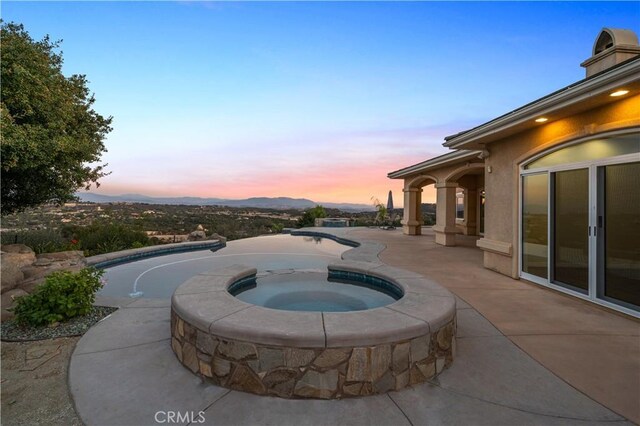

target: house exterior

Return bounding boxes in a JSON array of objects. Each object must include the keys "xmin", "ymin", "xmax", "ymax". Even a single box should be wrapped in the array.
[{"xmin": 388, "ymin": 28, "xmax": 640, "ymax": 317}]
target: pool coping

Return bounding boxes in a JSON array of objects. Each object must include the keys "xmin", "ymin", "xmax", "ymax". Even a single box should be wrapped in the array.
[
  {"xmin": 171, "ymin": 262, "xmax": 456, "ymax": 348},
  {"xmin": 86, "ymin": 239, "xmax": 226, "ymax": 269}
]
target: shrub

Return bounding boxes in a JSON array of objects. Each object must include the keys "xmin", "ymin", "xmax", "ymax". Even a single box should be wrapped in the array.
[
  {"xmin": 12, "ymin": 268, "xmax": 105, "ymax": 326},
  {"xmin": 66, "ymin": 222, "xmax": 150, "ymax": 256},
  {"xmin": 0, "ymin": 229, "xmax": 72, "ymax": 254},
  {"xmin": 296, "ymin": 205, "xmax": 327, "ymax": 228}
]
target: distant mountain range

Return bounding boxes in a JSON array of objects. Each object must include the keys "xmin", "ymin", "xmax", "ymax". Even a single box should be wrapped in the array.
[{"xmin": 76, "ymin": 193, "xmax": 375, "ymax": 212}]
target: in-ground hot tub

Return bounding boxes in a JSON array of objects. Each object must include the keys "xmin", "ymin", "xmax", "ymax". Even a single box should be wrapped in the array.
[
  {"xmin": 229, "ymin": 269, "xmax": 403, "ymax": 312},
  {"xmin": 170, "ymin": 260, "xmax": 456, "ymax": 399}
]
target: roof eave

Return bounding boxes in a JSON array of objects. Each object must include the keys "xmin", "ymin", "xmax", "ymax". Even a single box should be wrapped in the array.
[
  {"xmin": 444, "ymin": 58, "xmax": 640, "ymax": 150},
  {"xmin": 388, "ymin": 150, "xmax": 482, "ymax": 179}
]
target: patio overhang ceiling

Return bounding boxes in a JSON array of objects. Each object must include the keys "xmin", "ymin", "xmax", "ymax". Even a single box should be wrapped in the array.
[
  {"xmin": 444, "ymin": 56, "xmax": 640, "ymax": 150},
  {"xmin": 388, "ymin": 149, "xmax": 482, "ymax": 179}
]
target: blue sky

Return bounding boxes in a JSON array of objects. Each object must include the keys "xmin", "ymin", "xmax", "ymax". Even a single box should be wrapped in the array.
[{"xmin": 3, "ymin": 1, "xmax": 639, "ymax": 204}]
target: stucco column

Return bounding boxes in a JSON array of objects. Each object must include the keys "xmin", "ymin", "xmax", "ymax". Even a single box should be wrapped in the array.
[
  {"xmin": 464, "ymin": 188, "xmax": 478, "ymax": 236},
  {"xmin": 433, "ymin": 182, "xmax": 457, "ymax": 246},
  {"xmin": 402, "ymin": 187, "xmax": 422, "ymax": 235}
]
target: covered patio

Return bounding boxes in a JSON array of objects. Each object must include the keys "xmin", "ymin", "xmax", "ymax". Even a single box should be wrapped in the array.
[{"xmin": 388, "ymin": 150, "xmax": 485, "ymax": 246}]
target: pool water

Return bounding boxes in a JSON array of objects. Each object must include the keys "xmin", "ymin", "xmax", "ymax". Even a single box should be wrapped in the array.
[
  {"xmin": 99, "ymin": 234, "xmax": 349, "ymax": 299},
  {"xmin": 230, "ymin": 271, "xmax": 399, "ymax": 312}
]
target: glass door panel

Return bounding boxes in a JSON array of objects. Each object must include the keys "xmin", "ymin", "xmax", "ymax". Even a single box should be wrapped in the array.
[
  {"xmin": 599, "ymin": 162, "xmax": 640, "ymax": 308},
  {"xmin": 552, "ymin": 169, "xmax": 589, "ymax": 291},
  {"xmin": 522, "ymin": 174, "xmax": 548, "ymax": 279}
]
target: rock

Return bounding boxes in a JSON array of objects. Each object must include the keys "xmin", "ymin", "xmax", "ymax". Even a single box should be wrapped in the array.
[
  {"xmin": 263, "ymin": 368, "xmax": 298, "ymax": 387},
  {"xmin": 177, "ymin": 318, "xmax": 184, "ymax": 337},
  {"xmin": 417, "ymin": 359, "xmax": 436, "ymax": 379},
  {"xmin": 36, "ymin": 250, "xmax": 85, "ymax": 263},
  {"xmin": 197, "ymin": 352, "xmax": 212, "ymax": 363},
  {"xmin": 1, "ymin": 261, "xmax": 24, "ymax": 294},
  {"xmin": 258, "ymin": 347, "xmax": 284, "ymax": 371},
  {"xmin": 1, "ymin": 244, "xmax": 34, "ymax": 254},
  {"xmin": 213, "ymin": 357, "xmax": 231, "ymax": 377},
  {"xmin": 371, "ymin": 345, "xmax": 391, "ymax": 381},
  {"xmin": 410, "ymin": 336, "xmax": 430, "ymax": 363},
  {"xmin": 247, "ymin": 359, "xmax": 260, "ymax": 373},
  {"xmin": 182, "ymin": 342, "xmax": 199, "ymax": 373},
  {"xmin": 183, "ymin": 321, "xmax": 197, "ymax": 343},
  {"xmin": 342, "ymin": 383, "xmax": 363, "ymax": 396},
  {"xmin": 171, "ymin": 338, "xmax": 183, "ymax": 362},
  {"xmin": 392, "ymin": 342, "xmax": 410, "ymax": 373},
  {"xmin": 1, "ymin": 309, "xmax": 14, "ymax": 321},
  {"xmin": 18, "ymin": 277, "xmax": 46, "ymax": 294},
  {"xmin": 32, "ymin": 259, "xmax": 53, "ymax": 267},
  {"xmin": 196, "ymin": 330, "xmax": 217, "ymax": 355},
  {"xmin": 294, "ymin": 369, "xmax": 339, "ymax": 399},
  {"xmin": 436, "ymin": 357, "xmax": 446, "ymax": 374},
  {"xmin": 2, "ymin": 248, "xmax": 36, "ymax": 270},
  {"xmin": 1, "ymin": 288, "xmax": 28, "ymax": 309},
  {"xmin": 313, "ymin": 348, "xmax": 351, "ymax": 369},
  {"xmin": 263, "ymin": 368, "xmax": 298, "ymax": 397},
  {"xmin": 208, "ymin": 233, "xmax": 227, "ymax": 243},
  {"xmin": 199, "ymin": 360, "xmax": 213, "ymax": 378},
  {"xmin": 437, "ymin": 322, "xmax": 454, "ymax": 350},
  {"xmin": 360, "ymin": 382, "xmax": 374, "ymax": 396},
  {"xmin": 394, "ymin": 369, "xmax": 409, "ymax": 390},
  {"xmin": 21, "ymin": 266, "xmax": 50, "ymax": 281},
  {"xmin": 409, "ymin": 365, "xmax": 426, "ymax": 385},
  {"xmin": 285, "ymin": 348, "xmax": 316, "ymax": 368},
  {"xmin": 188, "ymin": 230, "xmax": 207, "ymax": 241},
  {"xmin": 373, "ymin": 370, "xmax": 394, "ymax": 393},
  {"xmin": 270, "ymin": 379, "xmax": 297, "ymax": 398},
  {"xmin": 19, "ymin": 263, "xmax": 84, "ymax": 294},
  {"xmin": 346, "ymin": 348, "xmax": 371, "ymax": 382},
  {"xmin": 217, "ymin": 340, "xmax": 257, "ymax": 361},
  {"xmin": 227, "ymin": 365, "xmax": 265, "ymax": 395}
]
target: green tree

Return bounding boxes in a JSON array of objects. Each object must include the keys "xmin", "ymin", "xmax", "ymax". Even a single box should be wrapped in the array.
[
  {"xmin": 1, "ymin": 22, "xmax": 112, "ymax": 215},
  {"xmin": 296, "ymin": 205, "xmax": 327, "ymax": 228}
]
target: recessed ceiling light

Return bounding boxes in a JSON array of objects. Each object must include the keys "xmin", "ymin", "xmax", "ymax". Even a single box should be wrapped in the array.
[
  {"xmin": 535, "ymin": 117, "xmax": 548, "ymax": 123},
  {"xmin": 610, "ymin": 90, "xmax": 629, "ymax": 97}
]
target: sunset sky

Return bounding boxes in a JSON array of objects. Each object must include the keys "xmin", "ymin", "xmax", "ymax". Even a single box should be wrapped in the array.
[{"xmin": 3, "ymin": 2, "xmax": 639, "ymax": 206}]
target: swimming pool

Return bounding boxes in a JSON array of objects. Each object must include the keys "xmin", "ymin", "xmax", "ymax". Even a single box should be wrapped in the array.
[{"xmin": 99, "ymin": 234, "xmax": 350, "ymax": 299}]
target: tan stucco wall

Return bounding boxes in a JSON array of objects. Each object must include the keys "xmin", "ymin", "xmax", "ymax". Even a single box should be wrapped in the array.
[
  {"xmin": 481, "ymin": 94, "xmax": 640, "ymax": 278},
  {"xmin": 402, "ymin": 160, "xmax": 484, "ymax": 191}
]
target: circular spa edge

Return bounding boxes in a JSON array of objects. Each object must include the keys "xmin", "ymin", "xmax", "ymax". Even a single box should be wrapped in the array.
[{"xmin": 170, "ymin": 261, "xmax": 457, "ymax": 399}]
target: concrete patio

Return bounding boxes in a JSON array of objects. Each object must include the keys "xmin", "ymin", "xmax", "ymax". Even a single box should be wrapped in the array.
[{"xmin": 71, "ymin": 227, "xmax": 639, "ymax": 425}]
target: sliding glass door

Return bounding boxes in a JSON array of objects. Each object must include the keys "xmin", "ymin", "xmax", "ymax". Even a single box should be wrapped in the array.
[
  {"xmin": 551, "ymin": 169, "xmax": 589, "ymax": 292},
  {"xmin": 522, "ymin": 174, "xmax": 548, "ymax": 279},
  {"xmin": 597, "ymin": 162, "xmax": 640, "ymax": 309},
  {"xmin": 520, "ymin": 132, "xmax": 640, "ymax": 316}
]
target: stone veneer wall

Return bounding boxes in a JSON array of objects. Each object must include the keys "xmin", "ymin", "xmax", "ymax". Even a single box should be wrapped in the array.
[{"xmin": 170, "ymin": 308, "xmax": 455, "ymax": 399}]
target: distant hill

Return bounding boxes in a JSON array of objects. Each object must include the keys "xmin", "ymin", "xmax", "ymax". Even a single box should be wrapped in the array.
[{"xmin": 76, "ymin": 193, "xmax": 375, "ymax": 212}]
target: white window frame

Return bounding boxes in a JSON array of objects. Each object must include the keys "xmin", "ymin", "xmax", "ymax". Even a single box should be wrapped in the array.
[{"xmin": 518, "ymin": 129, "xmax": 640, "ymax": 318}]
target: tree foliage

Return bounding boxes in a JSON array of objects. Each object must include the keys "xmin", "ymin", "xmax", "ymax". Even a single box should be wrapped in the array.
[
  {"xmin": 1, "ymin": 22, "xmax": 112, "ymax": 215},
  {"xmin": 371, "ymin": 197, "xmax": 389, "ymax": 225},
  {"xmin": 296, "ymin": 205, "xmax": 327, "ymax": 228}
]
